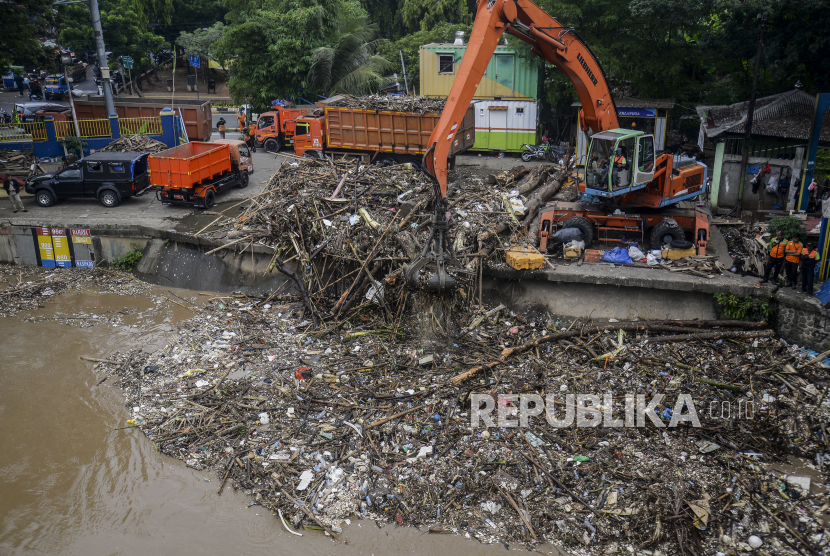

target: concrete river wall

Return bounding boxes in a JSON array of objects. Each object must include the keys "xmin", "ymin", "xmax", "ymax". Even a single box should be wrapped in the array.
[{"xmin": 2, "ymin": 223, "xmax": 828, "ymax": 351}]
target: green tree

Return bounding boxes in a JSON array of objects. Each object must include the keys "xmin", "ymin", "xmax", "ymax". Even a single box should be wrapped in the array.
[
  {"xmin": 704, "ymin": 0, "xmax": 830, "ymax": 101},
  {"xmin": 176, "ymin": 22, "xmax": 226, "ymax": 64},
  {"xmin": 307, "ymin": 13, "xmax": 394, "ymax": 95},
  {"xmin": 212, "ymin": 0, "xmax": 342, "ymax": 110},
  {"xmin": 149, "ymin": 0, "xmax": 228, "ymax": 49},
  {"xmin": 58, "ymin": 0, "xmax": 167, "ymax": 76},
  {"xmin": 398, "ymin": 0, "xmax": 473, "ymax": 34},
  {"xmin": 0, "ymin": 0, "xmax": 53, "ymax": 72}
]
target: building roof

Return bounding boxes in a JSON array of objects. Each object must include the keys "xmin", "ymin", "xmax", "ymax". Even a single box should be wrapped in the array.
[
  {"xmin": 571, "ymin": 97, "xmax": 675, "ymax": 110},
  {"xmin": 422, "ymin": 43, "xmax": 519, "ymax": 52},
  {"xmin": 85, "ymin": 152, "xmax": 145, "ymax": 162},
  {"xmin": 696, "ymin": 89, "xmax": 830, "ymax": 141}
]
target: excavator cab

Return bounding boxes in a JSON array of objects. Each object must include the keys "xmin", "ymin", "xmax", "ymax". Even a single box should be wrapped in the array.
[{"xmin": 583, "ymin": 129, "xmax": 655, "ymax": 199}]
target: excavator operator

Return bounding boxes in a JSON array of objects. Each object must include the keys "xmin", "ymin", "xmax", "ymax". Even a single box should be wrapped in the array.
[{"xmin": 612, "ymin": 147, "xmax": 627, "ymax": 186}]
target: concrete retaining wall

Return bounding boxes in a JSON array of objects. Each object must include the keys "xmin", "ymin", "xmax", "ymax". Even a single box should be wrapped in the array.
[
  {"xmin": 484, "ymin": 278, "xmax": 719, "ymax": 321},
  {"xmin": 3, "ymin": 222, "xmax": 830, "ymax": 351},
  {"xmin": 0, "ymin": 224, "xmax": 290, "ymax": 294}
]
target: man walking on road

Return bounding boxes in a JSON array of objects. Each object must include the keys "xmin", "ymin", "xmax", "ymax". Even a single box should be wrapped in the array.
[
  {"xmin": 217, "ymin": 116, "xmax": 226, "ymax": 139},
  {"xmin": 784, "ymin": 233, "xmax": 804, "ymax": 288},
  {"xmin": 761, "ymin": 229, "xmax": 787, "ymax": 283},
  {"xmin": 2, "ymin": 174, "xmax": 27, "ymax": 213},
  {"xmin": 14, "ymin": 73, "xmax": 25, "ymax": 96}
]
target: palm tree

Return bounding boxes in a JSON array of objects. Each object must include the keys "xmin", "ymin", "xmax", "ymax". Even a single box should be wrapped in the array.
[{"xmin": 307, "ymin": 14, "xmax": 394, "ymax": 96}]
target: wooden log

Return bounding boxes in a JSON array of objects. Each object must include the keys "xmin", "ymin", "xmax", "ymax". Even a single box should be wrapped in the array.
[
  {"xmin": 644, "ymin": 330, "xmax": 772, "ymax": 343},
  {"xmin": 365, "ymin": 404, "xmax": 424, "ymax": 430},
  {"xmin": 522, "ymin": 171, "xmax": 568, "ymax": 229},
  {"xmin": 515, "ymin": 165, "xmax": 550, "ymax": 195}
]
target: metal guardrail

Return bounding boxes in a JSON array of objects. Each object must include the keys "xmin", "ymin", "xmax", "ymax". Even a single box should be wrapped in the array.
[
  {"xmin": 1, "ymin": 116, "xmax": 161, "ymax": 144},
  {"xmin": 119, "ymin": 117, "xmax": 163, "ymax": 136},
  {"xmin": 54, "ymin": 119, "xmax": 112, "ymax": 139},
  {"xmin": 0, "ymin": 122, "xmax": 47, "ymax": 142},
  {"xmin": 54, "ymin": 121, "xmax": 72, "ymax": 139},
  {"xmin": 77, "ymin": 119, "xmax": 112, "ymax": 138}
]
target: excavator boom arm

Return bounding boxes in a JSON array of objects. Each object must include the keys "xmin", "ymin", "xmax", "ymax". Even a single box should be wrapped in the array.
[{"xmin": 425, "ymin": 0, "xmax": 619, "ymax": 198}]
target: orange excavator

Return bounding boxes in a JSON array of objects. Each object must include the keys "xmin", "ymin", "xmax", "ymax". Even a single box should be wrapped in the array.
[{"xmin": 408, "ymin": 0, "xmax": 709, "ymax": 292}]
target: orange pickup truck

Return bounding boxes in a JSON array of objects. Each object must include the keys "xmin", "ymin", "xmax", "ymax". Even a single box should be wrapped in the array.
[{"xmin": 149, "ymin": 139, "xmax": 253, "ymax": 209}]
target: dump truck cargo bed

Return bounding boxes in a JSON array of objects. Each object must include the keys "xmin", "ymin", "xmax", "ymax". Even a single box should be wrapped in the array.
[
  {"xmin": 148, "ymin": 141, "xmax": 231, "ymax": 189},
  {"xmin": 73, "ymin": 98, "xmax": 213, "ymax": 142},
  {"xmin": 324, "ymin": 105, "xmax": 475, "ymax": 155}
]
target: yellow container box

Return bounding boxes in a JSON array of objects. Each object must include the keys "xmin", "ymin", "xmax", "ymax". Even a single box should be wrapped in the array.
[
  {"xmin": 505, "ymin": 246, "xmax": 545, "ymax": 270},
  {"xmin": 661, "ymin": 247, "xmax": 696, "ymax": 260}
]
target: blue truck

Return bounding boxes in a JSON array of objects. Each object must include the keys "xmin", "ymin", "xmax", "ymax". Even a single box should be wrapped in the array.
[{"xmin": 44, "ymin": 75, "xmax": 72, "ymax": 100}]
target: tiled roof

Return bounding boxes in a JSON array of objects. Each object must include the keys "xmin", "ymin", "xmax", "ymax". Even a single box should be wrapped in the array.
[{"xmin": 696, "ymin": 90, "xmax": 830, "ymax": 141}]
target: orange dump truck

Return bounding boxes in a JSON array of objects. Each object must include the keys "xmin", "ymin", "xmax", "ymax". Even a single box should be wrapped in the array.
[
  {"xmin": 149, "ymin": 139, "xmax": 253, "ymax": 209},
  {"xmin": 291, "ymin": 104, "xmax": 476, "ymax": 166}
]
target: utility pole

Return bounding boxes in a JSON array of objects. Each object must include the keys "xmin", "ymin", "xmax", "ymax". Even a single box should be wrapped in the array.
[
  {"xmin": 736, "ymin": 14, "xmax": 765, "ymax": 212},
  {"xmin": 89, "ymin": 0, "xmax": 116, "ymax": 116},
  {"xmin": 399, "ymin": 50, "xmax": 409, "ymax": 95},
  {"xmin": 62, "ymin": 59, "xmax": 81, "ymax": 138}
]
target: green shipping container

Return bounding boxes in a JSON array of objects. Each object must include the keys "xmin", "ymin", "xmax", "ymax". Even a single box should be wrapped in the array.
[{"xmin": 420, "ymin": 44, "xmax": 538, "ymax": 101}]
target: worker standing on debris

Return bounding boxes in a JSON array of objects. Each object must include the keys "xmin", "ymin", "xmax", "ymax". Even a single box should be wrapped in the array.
[
  {"xmin": 761, "ymin": 230, "xmax": 787, "ymax": 284},
  {"xmin": 2, "ymin": 174, "xmax": 27, "ymax": 213},
  {"xmin": 784, "ymin": 233, "xmax": 804, "ymax": 288},
  {"xmin": 217, "ymin": 116, "xmax": 226, "ymax": 139},
  {"xmin": 801, "ymin": 242, "xmax": 820, "ymax": 295}
]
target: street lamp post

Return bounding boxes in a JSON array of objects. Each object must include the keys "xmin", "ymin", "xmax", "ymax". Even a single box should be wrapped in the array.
[{"xmin": 60, "ymin": 53, "xmax": 82, "ymax": 138}]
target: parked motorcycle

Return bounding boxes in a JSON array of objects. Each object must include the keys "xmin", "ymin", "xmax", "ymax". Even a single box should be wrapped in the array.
[
  {"xmin": 28, "ymin": 86, "xmax": 43, "ymax": 102},
  {"xmin": 521, "ymin": 140, "xmax": 563, "ymax": 163},
  {"xmin": 0, "ymin": 108, "xmax": 11, "ymax": 124}
]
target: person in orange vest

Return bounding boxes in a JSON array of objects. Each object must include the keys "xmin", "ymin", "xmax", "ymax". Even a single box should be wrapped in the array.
[
  {"xmin": 784, "ymin": 232, "xmax": 804, "ymax": 288},
  {"xmin": 801, "ymin": 242, "xmax": 820, "ymax": 295},
  {"xmin": 760, "ymin": 229, "xmax": 786, "ymax": 283},
  {"xmin": 237, "ymin": 108, "xmax": 246, "ymax": 134}
]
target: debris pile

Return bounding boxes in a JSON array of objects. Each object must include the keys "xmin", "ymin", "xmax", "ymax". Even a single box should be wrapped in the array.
[
  {"xmin": 100, "ymin": 134, "xmax": 169, "ymax": 154},
  {"xmin": 98, "ymin": 295, "xmax": 830, "ymax": 555},
  {"xmin": 0, "ymin": 263, "xmax": 154, "ymax": 318},
  {"xmin": 0, "ymin": 148, "xmax": 45, "ymax": 178},
  {"xmin": 203, "ymin": 159, "xmax": 569, "ymax": 323},
  {"xmin": 325, "ymin": 94, "xmax": 447, "ymax": 114}
]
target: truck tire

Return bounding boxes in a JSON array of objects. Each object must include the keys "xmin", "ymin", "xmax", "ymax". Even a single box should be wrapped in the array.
[
  {"xmin": 650, "ymin": 219, "xmax": 684, "ymax": 248},
  {"xmin": 203, "ymin": 190, "xmax": 215, "ymax": 209},
  {"xmin": 35, "ymin": 189, "xmax": 55, "ymax": 207},
  {"xmin": 238, "ymin": 170, "xmax": 249, "ymax": 189},
  {"xmin": 264, "ymin": 138, "xmax": 281, "ymax": 152},
  {"xmin": 562, "ymin": 216, "xmax": 594, "ymax": 246},
  {"xmin": 671, "ymin": 239, "xmax": 694, "ymax": 249},
  {"xmin": 99, "ymin": 190, "xmax": 120, "ymax": 207},
  {"xmin": 380, "ymin": 158, "xmax": 395, "ymax": 167}
]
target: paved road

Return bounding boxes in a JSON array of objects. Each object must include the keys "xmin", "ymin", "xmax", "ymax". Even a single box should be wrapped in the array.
[
  {"xmin": 0, "ymin": 148, "xmax": 539, "ymax": 232},
  {"xmin": 1, "ymin": 133, "xmax": 288, "ymax": 232}
]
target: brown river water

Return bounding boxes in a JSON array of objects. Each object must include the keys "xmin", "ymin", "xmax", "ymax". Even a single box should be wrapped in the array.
[{"xmin": 0, "ymin": 288, "xmax": 558, "ymax": 556}]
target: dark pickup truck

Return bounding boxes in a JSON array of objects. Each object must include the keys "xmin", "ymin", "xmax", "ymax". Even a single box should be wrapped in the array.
[{"xmin": 26, "ymin": 152, "xmax": 151, "ymax": 208}]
